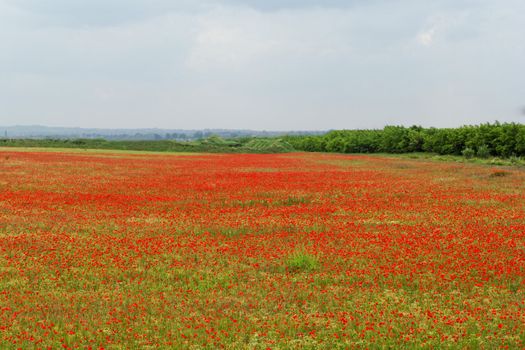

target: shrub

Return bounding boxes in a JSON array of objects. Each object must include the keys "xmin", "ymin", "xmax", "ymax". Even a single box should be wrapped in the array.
[
  {"xmin": 462, "ymin": 147, "xmax": 475, "ymax": 159},
  {"xmin": 509, "ymin": 155, "xmax": 521, "ymax": 164},
  {"xmin": 477, "ymin": 145, "xmax": 490, "ymax": 159}
]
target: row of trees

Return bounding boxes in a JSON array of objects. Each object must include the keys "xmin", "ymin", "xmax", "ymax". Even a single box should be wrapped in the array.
[{"xmin": 284, "ymin": 122, "xmax": 525, "ymax": 157}]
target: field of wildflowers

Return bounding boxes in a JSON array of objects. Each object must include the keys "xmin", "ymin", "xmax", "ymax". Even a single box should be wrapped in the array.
[{"xmin": 0, "ymin": 149, "xmax": 523, "ymax": 348}]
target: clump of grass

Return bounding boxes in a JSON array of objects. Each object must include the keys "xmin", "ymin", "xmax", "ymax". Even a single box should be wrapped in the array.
[{"xmin": 285, "ymin": 250, "xmax": 320, "ymax": 273}]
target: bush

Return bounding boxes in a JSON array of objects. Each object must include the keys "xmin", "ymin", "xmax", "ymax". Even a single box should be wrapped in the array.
[
  {"xmin": 509, "ymin": 155, "xmax": 521, "ymax": 164},
  {"xmin": 477, "ymin": 145, "xmax": 490, "ymax": 159},
  {"xmin": 287, "ymin": 122, "xmax": 525, "ymax": 158},
  {"xmin": 462, "ymin": 147, "xmax": 475, "ymax": 159}
]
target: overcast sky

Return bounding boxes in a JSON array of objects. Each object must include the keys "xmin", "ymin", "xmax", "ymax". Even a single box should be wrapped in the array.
[{"xmin": 1, "ymin": 0, "xmax": 524, "ymax": 130}]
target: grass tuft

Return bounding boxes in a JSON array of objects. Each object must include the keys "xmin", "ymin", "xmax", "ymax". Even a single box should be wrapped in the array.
[{"xmin": 285, "ymin": 250, "xmax": 320, "ymax": 272}]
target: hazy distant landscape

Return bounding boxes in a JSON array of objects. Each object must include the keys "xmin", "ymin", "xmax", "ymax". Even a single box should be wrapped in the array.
[
  {"xmin": 2, "ymin": 123, "xmax": 524, "ymax": 163},
  {"xmin": 0, "ymin": 125, "xmax": 325, "ymax": 140}
]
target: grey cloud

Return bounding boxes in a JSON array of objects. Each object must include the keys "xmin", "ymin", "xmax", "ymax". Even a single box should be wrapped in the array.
[
  {"xmin": 3, "ymin": 0, "xmax": 477, "ymax": 28},
  {"xmin": 220, "ymin": 0, "xmax": 367, "ymax": 11},
  {"xmin": 5, "ymin": 0, "xmax": 378, "ymax": 27},
  {"xmin": 219, "ymin": 0, "xmax": 494, "ymax": 12},
  {"xmin": 6, "ymin": 0, "xmax": 205, "ymax": 26}
]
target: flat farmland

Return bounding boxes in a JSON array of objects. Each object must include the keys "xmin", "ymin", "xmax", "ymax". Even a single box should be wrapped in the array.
[{"xmin": 0, "ymin": 150, "xmax": 524, "ymax": 348}]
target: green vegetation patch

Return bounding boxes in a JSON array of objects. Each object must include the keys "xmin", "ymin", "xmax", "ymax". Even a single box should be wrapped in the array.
[
  {"xmin": 243, "ymin": 138, "xmax": 295, "ymax": 153},
  {"xmin": 284, "ymin": 122, "xmax": 525, "ymax": 160},
  {"xmin": 0, "ymin": 136, "xmax": 296, "ymax": 154},
  {"xmin": 285, "ymin": 250, "xmax": 320, "ymax": 273}
]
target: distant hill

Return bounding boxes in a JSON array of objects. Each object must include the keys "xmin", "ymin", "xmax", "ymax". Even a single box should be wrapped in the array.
[{"xmin": 0, "ymin": 125, "xmax": 326, "ymax": 140}]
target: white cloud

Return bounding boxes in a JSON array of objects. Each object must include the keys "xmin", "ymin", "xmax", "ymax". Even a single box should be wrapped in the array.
[
  {"xmin": 185, "ymin": 7, "xmax": 356, "ymax": 73},
  {"xmin": 415, "ymin": 12, "xmax": 472, "ymax": 47},
  {"xmin": 186, "ymin": 12, "xmax": 278, "ymax": 70},
  {"xmin": 417, "ymin": 26, "xmax": 436, "ymax": 46}
]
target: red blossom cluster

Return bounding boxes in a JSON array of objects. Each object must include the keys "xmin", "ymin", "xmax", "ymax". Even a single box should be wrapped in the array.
[{"xmin": 0, "ymin": 150, "xmax": 523, "ymax": 348}]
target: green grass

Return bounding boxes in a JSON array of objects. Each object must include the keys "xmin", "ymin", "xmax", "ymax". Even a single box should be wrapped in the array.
[
  {"xmin": 285, "ymin": 250, "xmax": 320, "ymax": 273},
  {"xmin": 0, "ymin": 136, "xmax": 296, "ymax": 154},
  {"xmin": 4, "ymin": 137, "xmax": 524, "ymax": 165},
  {"xmin": 244, "ymin": 138, "xmax": 295, "ymax": 153},
  {"xmin": 393, "ymin": 152, "xmax": 525, "ymax": 167},
  {"xmin": 0, "ymin": 138, "xmax": 235, "ymax": 153},
  {"xmin": 0, "ymin": 146, "xmax": 200, "ymax": 156}
]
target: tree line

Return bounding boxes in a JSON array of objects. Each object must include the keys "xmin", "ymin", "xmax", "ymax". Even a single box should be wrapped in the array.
[{"xmin": 283, "ymin": 122, "xmax": 525, "ymax": 158}]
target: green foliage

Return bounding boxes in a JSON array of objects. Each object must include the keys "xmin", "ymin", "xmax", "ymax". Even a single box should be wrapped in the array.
[
  {"xmin": 243, "ymin": 138, "xmax": 294, "ymax": 153},
  {"xmin": 285, "ymin": 251, "xmax": 320, "ymax": 272},
  {"xmin": 477, "ymin": 144, "xmax": 490, "ymax": 159},
  {"xmin": 509, "ymin": 155, "xmax": 521, "ymax": 164},
  {"xmin": 0, "ymin": 136, "xmax": 293, "ymax": 154},
  {"xmin": 4, "ymin": 122, "xmax": 525, "ymax": 158},
  {"xmin": 285, "ymin": 122, "xmax": 525, "ymax": 158},
  {"xmin": 199, "ymin": 135, "xmax": 239, "ymax": 147},
  {"xmin": 462, "ymin": 147, "xmax": 475, "ymax": 159}
]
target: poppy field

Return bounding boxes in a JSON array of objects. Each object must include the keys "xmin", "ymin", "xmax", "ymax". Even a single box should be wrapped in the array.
[{"xmin": 0, "ymin": 149, "xmax": 524, "ymax": 348}]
